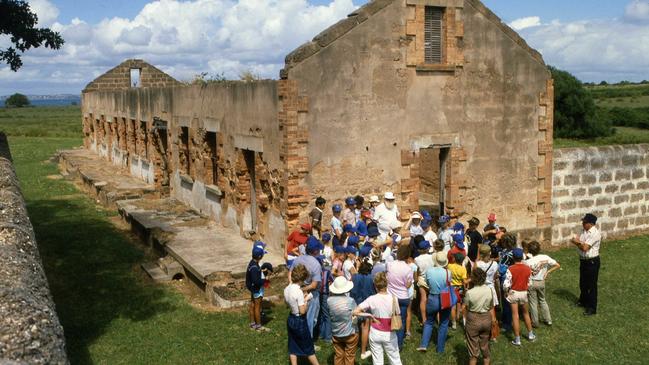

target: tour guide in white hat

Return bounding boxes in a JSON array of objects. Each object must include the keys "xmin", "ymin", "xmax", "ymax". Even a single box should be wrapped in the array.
[
  {"xmin": 327, "ymin": 276, "xmax": 358, "ymax": 364},
  {"xmin": 373, "ymin": 192, "xmax": 400, "ymax": 238}
]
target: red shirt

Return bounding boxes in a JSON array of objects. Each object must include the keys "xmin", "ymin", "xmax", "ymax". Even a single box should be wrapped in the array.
[
  {"xmin": 447, "ymin": 246, "xmax": 467, "ymax": 264},
  {"xmin": 508, "ymin": 263, "xmax": 531, "ymax": 291},
  {"xmin": 286, "ymin": 231, "xmax": 308, "ymax": 255}
]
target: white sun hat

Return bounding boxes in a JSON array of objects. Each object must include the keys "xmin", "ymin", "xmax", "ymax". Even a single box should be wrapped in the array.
[
  {"xmin": 329, "ymin": 276, "xmax": 354, "ymax": 294},
  {"xmin": 411, "ymin": 211, "xmax": 422, "ymax": 219},
  {"xmin": 384, "ymin": 192, "xmax": 395, "ymax": 200},
  {"xmin": 369, "ymin": 195, "xmax": 380, "ymax": 203}
]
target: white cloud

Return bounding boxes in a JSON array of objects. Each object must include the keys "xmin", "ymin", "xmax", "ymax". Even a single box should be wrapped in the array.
[
  {"xmin": 625, "ymin": 0, "xmax": 649, "ymax": 22},
  {"xmin": 518, "ymin": 16, "xmax": 649, "ymax": 82},
  {"xmin": 509, "ymin": 16, "xmax": 541, "ymax": 31},
  {"xmin": 29, "ymin": 0, "xmax": 60, "ymax": 27},
  {"xmin": 1, "ymin": 0, "xmax": 357, "ymax": 94}
]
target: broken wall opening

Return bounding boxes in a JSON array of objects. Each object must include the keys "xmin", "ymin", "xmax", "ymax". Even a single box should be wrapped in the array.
[
  {"xmin": 203, "ymin": 131, "xmax": 218, "ymax": 186},
  {"xmin": 179, "ymin": 126, "xmax": 190, "ymax": 176},
  {"xmin": 418, "ymin": 145, "xmax": 450, "ymax": 216}
]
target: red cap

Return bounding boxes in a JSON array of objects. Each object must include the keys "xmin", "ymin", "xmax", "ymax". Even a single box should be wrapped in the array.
[
  {"xmin": 362, "ymin": 209, "xmax": 372, "ymax": 218},
  {"xmin": 300, "ymin": 222, "xmax": 312, "ymax": 231},
  {"xmin": 487, "ymin": 213, "xmax": 497, "ymax": 221}
]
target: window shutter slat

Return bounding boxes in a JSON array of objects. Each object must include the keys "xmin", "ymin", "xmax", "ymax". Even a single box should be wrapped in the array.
[{"xmin": 424, "ymin": 7, "xmax": 444, "ymax": 64}]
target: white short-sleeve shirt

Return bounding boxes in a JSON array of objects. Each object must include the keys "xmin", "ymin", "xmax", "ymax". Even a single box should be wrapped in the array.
[
  {"xmin": 579, "ymin": 226, "xmax": 601, "ymax": 259},
  {"xmin": 525, "ymin": 254, "xmax": 558, "ymax": 281},
  {"xmin": 284, "ymin": 283, "xmax": 305, "ymax": 316}
]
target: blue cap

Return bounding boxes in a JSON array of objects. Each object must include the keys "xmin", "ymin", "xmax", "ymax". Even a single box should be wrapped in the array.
[
  {"xmin": 455, "ymin": 241, "xmax": 465, "ymax": 250},
  {"xmin": 343, "ymin": 224, "xmax": 356, "ymax": 233},
  {"xmin": 421, "ymin": 220, "xmax": 431, "ymax": 229},
  {"xmin": 356, "ymin": 221, "xmax": 368, "ymax": 236},
  {"xmin": 453, "ymin": 233, "xmax": 464, "ymax": 245},
  {"xmin": 347, "ymin": 235, "xmax": 360, "ymax": 247},
  {"xmin": 359, "ymin": 245, "xmax": 372, "ymax": 258},
  {"xmin": 252, "ymin": 245, "xmax": 266, "ymax": 258},
  {"xmin": 367, "ymin": 225, "xmax": 380, "ymax": 237},
  {"xmin": 322, "ymin": 232, "xmax": 332, "ymax": 243},
  {"xmin": 254, "ymin": 240, "xmax": 267, "ymax": 249},
  {"xmin": 345, "ymin": 246, "xmax": 357, "ymax": 254},
  {"xmin": 332, "ymin": 204, "xmax": 342, "ymax": 213},
  {"xmin": 333, "ymin": 244, "xmax": 345, "ymax": 253},
  {"xmin": 418, "ymin": 240, "xmax": 431, "ymax": 250},
  {"xmin": 452, "ymin": 222, "xmax": 465, "ymax": 232},
  {"xmin": 438, "ymin": 215, "xmax": 450, "ymax": 224},
  {"xmin": 345, "ymin": 197, "xmax": 356, "ymax": 205},
  {"xmin": 512, "ymin": 248, "xmax": 524, "ymax": 259},
  {"xmin": 306, "ymin": 236, "xmax": 323, "ymax": 253},
  {"xmin": 421, "ymin": 210, "xmax": 432, "ymax": 221}
]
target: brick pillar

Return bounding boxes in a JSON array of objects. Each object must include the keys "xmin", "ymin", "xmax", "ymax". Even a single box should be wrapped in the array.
[
  {"xmin": 279, "ymin": 80, "xmax": 309, "ymax": 231},
  {"xmin": 537, "ymin": 79, "xmax": 554, "ymax": 228}
]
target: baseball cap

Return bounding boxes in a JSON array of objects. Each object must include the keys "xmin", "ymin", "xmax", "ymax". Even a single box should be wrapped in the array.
[
  {"xmin": 322, "ymin": 232, "xmax": 332, "ymax": 243},
  {"xmin": 300, "ymin": 222, "xmax": 312, "ymax": 231},
  {"xmin": 359, "ymin": 245, "xmax": 372, "ymax": 258},
  {"xmin": 332, "ymin": 204, "xmax": 342, "ymax": 213},
  {"xmin": 306, "ymin": 236, "xmax": 323, "ymax": 253},
  {"xmin": 418, "ymin": 240, "xmax": 431, "ymax": 250},
  {"xmin": 367, "ymin": 225, "xmax": 380, "ymax": 238},
  {"xmin": 345, "ymin": 197, "xmax": 356, "ymax": 205},
  {"xmin": 252, "ymin": 245, "xmax": 265, "ymax": 258},
  {"xmin": 384, "ymin": 192, "xmax": 395, "ymax": 200},
  {"xmin": 512, "ymin": 248, "xmax": 524, "ymax": 259},
  {"xmin": 582, "ymin": 213, "xmax": 597, "ymax": 224},
  {"xmin": 421, "ymin": 220, "xmax": 431, "ymax": 229},
  {"xmin": 345, "ymin": 246, "xmax": 357, "ymax": 254},
  {"xmin": 356, "ymin": 221, "xmax": 368, "ymax": 236},
  {"xmin": 438, "ymin": 215, "xmax": 450, "ymax": 224},
  {"xmin": 343, "ymin": 224, "xmax": 357, "ymax": 233},
  {"xmin": 452, "ymin": 222, "xmax": 465, "ymax": 232},
  {"xmin": 333, "ymin": 245, "xmax": 345, "ymax": 253},
  {"xmin": 347, "ymin": 235, "xmax": 360, "ymax": 247}
]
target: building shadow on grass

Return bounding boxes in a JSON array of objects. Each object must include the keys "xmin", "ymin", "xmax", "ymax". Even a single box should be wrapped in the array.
[{"xmin": 26, "ymin": 198, "xmax": 176, "ymax": 365}]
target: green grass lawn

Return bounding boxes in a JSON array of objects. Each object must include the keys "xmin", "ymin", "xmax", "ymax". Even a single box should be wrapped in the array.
[
  {"xmin": 595, "ymin": 94, "xmax": 649, "ymax": 108},
  {"xmin": 3, "ymin": 108, "xmax": 649, "ymax": 364},
  {"xmin": 554, "ymin": 126, "xmax": 649, "ymax": 149},
  {"xmin": 0, "ymin": 105, "xmax": 81, "ymax": 137}
]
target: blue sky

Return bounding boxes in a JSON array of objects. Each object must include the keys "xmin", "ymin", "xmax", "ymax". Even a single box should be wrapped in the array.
[{"xmin": 2, "ymin": 0, "xmax": 649, "ymax": 94}]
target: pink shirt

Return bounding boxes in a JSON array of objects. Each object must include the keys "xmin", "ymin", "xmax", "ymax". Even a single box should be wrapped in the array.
[
  {"xmin": 386, "ymin": 261, "xmax": 413, "ymax": 299},
  {"xmin": 358, "ymin": 293, "xmax": 396, "ymax": 332}
]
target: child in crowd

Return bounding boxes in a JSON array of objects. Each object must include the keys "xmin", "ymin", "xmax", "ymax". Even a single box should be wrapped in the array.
[
  {"xmin": 321, "ymin": 233, "xmax": 333, "ymax": 269},
  {"xmin": 432, "ymin": 239, "xmax": 445, "ymax": 255},
  {"xmin": 369, "ymin": 195, "xmax": 381, "ymax": 214},
  {"xmin": 343, "ymin": 246, "xmax": 357, "ymax": 280},
  {"xmin": 331, "ymin": 204, "xmax": 343, "ymax": 245},
  {"xmin": 371, "ymin": 247, "xmax": 387, "ymax": 278},
  {"xmin": 354, "ymin": 195, "xmax": 365, "ymax": 222},
  {"xmin": 284, "ymin": 264, "xmax": 319, "ymax": 365},
  {"xmin": 342, "ymin": 197, "xmax": 357, "ymax": 226},
  {"xmin": 415, "ymin": 240, "xmax": 434, "ymax": 323},
  {"xmin": 328, "ymin": 276, "xmax": 357, "ymax": 365},
  {"xmin": 525, "ymin": 241, "xmax": 561, "ymax": 327},
  {"xmin": 504, "ymin": 248, "xmax": 535, "ymax": 346},
  {"xmin": 422, "ymin": 219, "xmax": 437, "ymax": 246},
  {"xmin": 331, "ymin": 244, "xmax": 346, "ymax": 278},
  {"xmin": 448, "ymin": 252, "xmax": 468, "ymax": 329},
  {"xmin": 309, "ymin": 197, "xmax": 326, "ymax": 238},
  {"xmin": 285, "ymin": 223, "xmax": 310, "ymax": 266},
  {"xmin": 353, "ymin": 272, "xmax": 403, "ymax": 365},
  {"xmin": 405, "ymin": 252, "xmax": 419, "ymax": 338},
  {"xmin": 351, "ymin": 257, "xmax": 376, "ymax": 360},
  {"xmin": 246, "ymin": 243, "xmax": 270, "ymax": 332},
  {"xmin": 405, "ymin": 211, "xmax": 424, "ymax": 237},
  {"xmin": 476, "ymin": 244, "xmax": 500, "ymax": 340},
  {"xmin": 437, "ymin": 215, "xmax": 453, "ymax": 252},
  {"xmin": 317, "ymin": 255, "xmax": 334, "ymax": 343}
]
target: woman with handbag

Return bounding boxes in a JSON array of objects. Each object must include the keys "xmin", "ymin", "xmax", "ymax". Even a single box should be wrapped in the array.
[
  {"xmin": 463, "ymin": 268, "xmax": 495, "ymax": 365},
  {"xmin": 386, "ymin": 244, "xmax": 413, "ymax": 351},
  {"xmin": 353, "ymin": 272, "xmax": 403, "ymax": 365},
  {"xmin": 417, "ymin": 251, "xmax": 454, "ymax": 353}
]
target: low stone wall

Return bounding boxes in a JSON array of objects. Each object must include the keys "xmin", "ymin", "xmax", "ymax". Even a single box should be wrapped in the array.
[
  {"xmin": 0, "ymin": 133, "xmax": 68, "ymax": 364},
  {"xmin": 552, "ymin": 144, "xmax": 649, "ymax": 244}
]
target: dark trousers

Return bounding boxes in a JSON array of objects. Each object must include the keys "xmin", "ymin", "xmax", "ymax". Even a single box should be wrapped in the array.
[{"xmin": 579, "ymin": 256, "xmax": 600, "ymax": 312}]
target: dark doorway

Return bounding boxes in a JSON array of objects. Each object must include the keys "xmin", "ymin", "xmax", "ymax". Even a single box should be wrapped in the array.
[
  {"xmin": 418, "ymin": 146, "xmax": 450, "ymax": 216},
  {"xmin": 243, "ymin": 149, "xmax": 257, "ymax": 232}
]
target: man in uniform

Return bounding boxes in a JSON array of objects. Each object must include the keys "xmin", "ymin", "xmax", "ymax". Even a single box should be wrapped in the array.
[{"xmin": 571, "ymin": 213, "xmax": 601, "ymax": 316}]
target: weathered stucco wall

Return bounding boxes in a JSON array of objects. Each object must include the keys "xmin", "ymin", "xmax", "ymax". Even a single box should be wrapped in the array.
[
  {"xmin": 286, "ymin": 0, "xmax": 552, "ymax": 238},
  {"xmin": 82, "ymin": 81, "xmax": 288, "ymax": 253},
  {"xmin": 0, "ymin": 133, "xmax": 68, "ymax": 364},
  {"xmin": 552, "ymin": 144, "xmax": 649, "ymax": 244}
]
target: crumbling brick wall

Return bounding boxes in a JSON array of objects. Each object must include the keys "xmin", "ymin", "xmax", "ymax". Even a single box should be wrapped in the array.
[
  {"xmin": 83, "ymin": 59, "xmax": 181, "ymax": 93},
  {"xmin": 0, "ymin": 133, "xmax": 68, "ymax": 364}
]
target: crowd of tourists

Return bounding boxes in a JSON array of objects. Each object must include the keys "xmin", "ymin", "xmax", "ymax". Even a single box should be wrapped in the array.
[{"xmin": 244, "ymin": 192, "xmax": 599, "ymax": 365}]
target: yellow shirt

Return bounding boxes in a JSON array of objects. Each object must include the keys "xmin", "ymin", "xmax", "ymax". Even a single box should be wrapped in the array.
[{"xmin": 448, "ymin": 263, "xmax": 467, "ymax": 287}]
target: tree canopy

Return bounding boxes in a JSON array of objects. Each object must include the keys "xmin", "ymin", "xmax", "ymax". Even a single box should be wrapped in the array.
[
  {"xmin": 0, "ymin": 0, "xmax": 64, "ymax": 71},
  {"xmin": 550, "ymin": 66, "xmax": 614, "ymax": 139},
  {"xmin": 5, "ymin": 93, "xmax": 30, "ymax": 107}
]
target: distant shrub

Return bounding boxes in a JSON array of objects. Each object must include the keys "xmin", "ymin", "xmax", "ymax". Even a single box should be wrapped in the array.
[
  {"xmin": 550, "ymin": 66, "xmax": 614, "ymax": 139},
  {"xmin": 5, "ymin": 93, "xmax": 30, "ymax": 108},
  {"xmin": 602, "ymin": 106, "xmax": 649, "ymax": 129}
]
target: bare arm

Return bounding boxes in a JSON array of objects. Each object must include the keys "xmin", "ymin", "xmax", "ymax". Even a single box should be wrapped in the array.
[
  {"xmin": 544, "ymin": 262, "xmax": 561, "ymax": 279},
  {"xmin": 571, "ymin": 236, "xmax": 591, "ymax": 253}
]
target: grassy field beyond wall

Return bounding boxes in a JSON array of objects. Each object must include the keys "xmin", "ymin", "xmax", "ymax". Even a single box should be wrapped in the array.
[{"xmin": 1, "ymin": 106, "xmax": 649, "ymax": 363}]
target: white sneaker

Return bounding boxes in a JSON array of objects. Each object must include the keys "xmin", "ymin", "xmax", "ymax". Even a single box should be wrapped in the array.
[
  {"xmin": 528, "ymin": 333, "xmax": 537, "ymax": 342},
  {"xmin": 511, "ymin": 337, "xmax": 522, "ymax": 346},
  {"xmin": 361, "ymin": 351, "xmax": 372, "ymax": 359}
]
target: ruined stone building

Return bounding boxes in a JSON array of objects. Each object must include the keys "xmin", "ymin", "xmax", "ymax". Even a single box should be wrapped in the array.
[{"xmin": 81, "ymin": 0, "xmax": 554, "ymax": 256}]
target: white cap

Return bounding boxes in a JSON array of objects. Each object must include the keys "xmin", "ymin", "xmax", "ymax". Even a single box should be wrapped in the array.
[
  {"xmin": 411, "ymin": 211, "xmax": 422, "ymax": 219},
  {"xmin": 384, "ymin": 192, "xmax": 395, "ymax": 200},
  {"xmin": 369, "ymin": 195, "xmax": 380, "ymax": 203}
]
